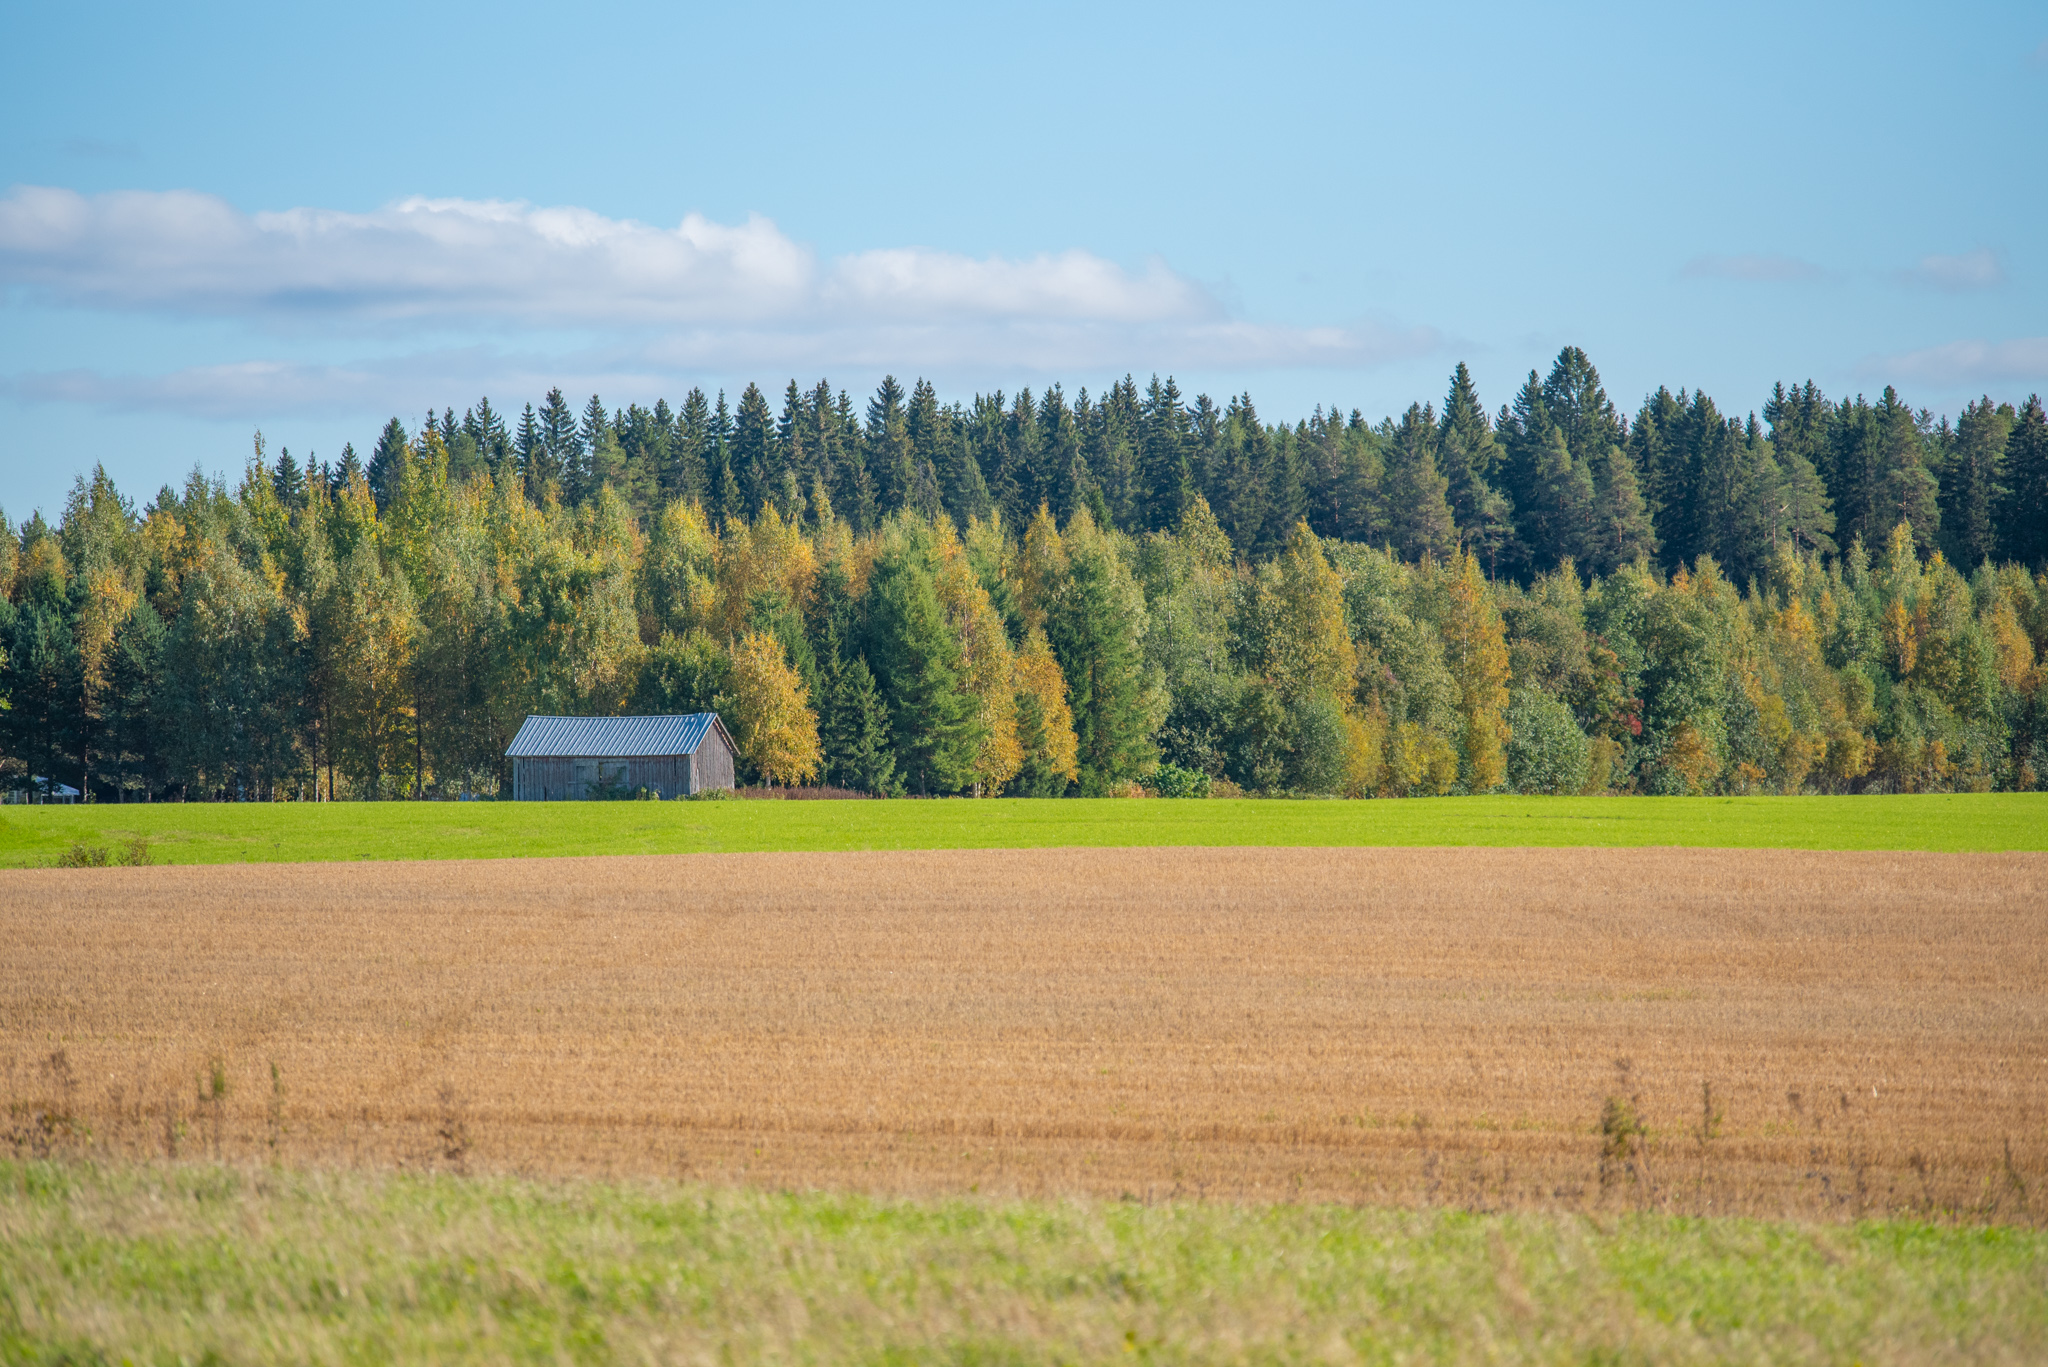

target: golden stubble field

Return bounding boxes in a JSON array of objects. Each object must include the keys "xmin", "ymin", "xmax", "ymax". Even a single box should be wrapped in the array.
[{"xmin": 3, "ymin": 846, "xmax": 2044, "ymax": 1221}]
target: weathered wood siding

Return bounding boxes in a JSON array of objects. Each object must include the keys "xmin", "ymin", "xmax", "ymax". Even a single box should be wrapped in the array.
[
  {"xmin": 692, "ymin": 729, "xmax": 736, "ymax": 792},
  {"xmin": 512, "ymin": 755, "xmax": 695, "ymax": 800}
]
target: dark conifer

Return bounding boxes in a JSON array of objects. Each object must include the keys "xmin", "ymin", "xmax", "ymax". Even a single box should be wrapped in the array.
[
  {"xmin": 1940, "ymin": 397, "xmax": 2011, "ymax": 567},
  {"xmin": 1998, "ymin": 395, "xmax": 2048, "ymax": 569},
  {"xmin": 1384, "ymin": 403, "xmax": 1456, "ymax": 562},
  {"xmin": 366, "ymin": 418, "xmax": 409, "ymax": 512}
]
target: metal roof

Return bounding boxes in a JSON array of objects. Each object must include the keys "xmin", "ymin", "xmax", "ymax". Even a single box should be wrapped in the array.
[{"xmin": 504, "ymin": 713, "xmax": 730, "ymax": 758}]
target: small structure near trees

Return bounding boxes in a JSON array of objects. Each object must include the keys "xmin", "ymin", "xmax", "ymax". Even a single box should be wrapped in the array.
[{"xmin": 504, "ymin": 714, "xmax": 736, "ymax": 800}]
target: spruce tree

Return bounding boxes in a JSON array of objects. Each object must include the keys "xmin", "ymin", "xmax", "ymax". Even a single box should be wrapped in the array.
[
  {"xmin": 1044, "ymin": 509, "xmax": 1156, "ymax": 792},
  {"xmin": 1875, "ymin": 386, "xmax": 1939, "ymax": 553},
  {"xmin": 1437, "ymin": 364, "xmax": 1513, "ymax": 567},
  {"xmin": 472, "ymin": 396, "xmax": 510, "ymax": 470},
  {"xmin": 674, "ymin": 387, "xmax": 710, "ymax": 506},
  {"xmin": 1541, "ymin": 347, "xmax": 1623, "ymax": 464},
  {"xmin": 1828, "ymin": 395, "xmax": 1883, "ymax": 551},
  {"xmin": 709, "ymin": 391, "xmax": 743, "ymax": 527},
  {"xmin": 864, "ymin": 377, "xmax": 913, "ymax": 515},
  {"xmin": 1139, "ymin": 374, "xmax": 1192, "ymax": 532},
  {"xmin": 366, "ymin": 417, "xmax": 409, "ymax": 513},
  {"xmin": 864, "ymin": 539, "xmax": 978, "ymax": 794},
  {"xmin": 1998, "ymin": 394, "xmax": 2048, "ymax": 569},
  {"xmin": 271, "ymin": 445, "xmax": 306, "ymax": 508},
  {"xmin": 1589, "ymin": 441, "xmax": 1656, "ymax": 574},
  {"xmin": 511, "ymin": 405, "xmax": 538, "ymax": 494},
  {"xmin": 1384, "ymin": 403, "xmax": 1456, "ymax": 561},
  {"xmin": 535, "ymin": 388, "xmax": 580, "ymax": 500},
  {"xmin": 574, "ymin": 394, "xmax": 611, "ymax": 502},
  {"xmin": 333, "ymin": 442, "xmax": 365, "ymax": 497},
  {"xmin": 1940, "ymin": 397, "xmax": 2011, "ymax": 567},
  {"xmin": 824, "ymin": 656, "xmax": 898, "ymax": 794}
]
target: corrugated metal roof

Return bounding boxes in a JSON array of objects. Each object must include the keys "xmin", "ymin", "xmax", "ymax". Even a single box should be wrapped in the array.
[{"xmin": 505, "ymin": 713, "xmax": 725, "ymax": 758}]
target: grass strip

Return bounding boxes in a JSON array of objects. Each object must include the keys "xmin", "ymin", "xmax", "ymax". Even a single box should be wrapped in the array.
[
  {"xmin": 2, "ymin": 1160, "xmax": 2042, "ymax": 1365},
  {"xmin": 0, "ymin": 792, "xmax": 2043, "ymax": 867}
]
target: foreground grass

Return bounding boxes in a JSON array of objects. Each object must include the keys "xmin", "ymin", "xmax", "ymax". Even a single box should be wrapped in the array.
[
  {"xmin": 0, "ymin": 791, "xmax": 2043, "ymax": 866},
  {"xmin": 1, "ymin": 1162, "xmax": 2041, "ymax": 1365}
]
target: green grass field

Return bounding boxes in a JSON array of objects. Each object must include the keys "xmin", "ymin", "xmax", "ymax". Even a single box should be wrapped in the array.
[
  {"xmin": 2, "ymin": 1161, "xmax": 2040, "ymax": 1366},
  {"xmin": 0, "ymin": 792, "xmax": 2042, "ymax": 866}
]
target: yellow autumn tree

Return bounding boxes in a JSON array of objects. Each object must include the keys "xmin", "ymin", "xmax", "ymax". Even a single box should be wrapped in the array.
[
  {"xmin": 638, "ymin": 498, "xmax": 720, "ymax": 639},
  {"xmin": 724, "ymin": 630, "xmax": 821, "ymax": 787},
  {"xmin": 1016, "ymin": 504, "xmax": 1067, "ymax": 635},
  {"xmin": 1438, "ymin": 550, "xmax": 1512, "ymax": 792},
  {"xmin": 711, "ymin": 505, "xmax": 816, "ymax": 642},
  {"xmin": 1010, "ymin": 627, "xmax": 1080, "ymax": 793},
  {"xmin": 318, "ymin": 544, "xmax": 418, "ymax": 799}
]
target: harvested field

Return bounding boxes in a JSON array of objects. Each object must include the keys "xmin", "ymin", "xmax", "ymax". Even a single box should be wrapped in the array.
[{"xmin": 3, "ymin": 846, "xmax": 2044, "ymax": 1221}]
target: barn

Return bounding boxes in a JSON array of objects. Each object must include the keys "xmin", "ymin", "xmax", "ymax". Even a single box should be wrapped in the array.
[{"xmin": 504, "ymin": 713, "xmax": 738, "ymax": 800}]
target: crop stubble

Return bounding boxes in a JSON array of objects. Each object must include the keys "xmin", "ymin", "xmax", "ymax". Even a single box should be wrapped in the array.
[{"xmin": 3, "ymin": 846, "xmax": 2043, "ymax": 1219}]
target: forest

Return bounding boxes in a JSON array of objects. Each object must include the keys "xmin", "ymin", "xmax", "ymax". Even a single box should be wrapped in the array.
[{"xmin": 2, "ymin": 346, "xmax": 2044, "ymax": 801}]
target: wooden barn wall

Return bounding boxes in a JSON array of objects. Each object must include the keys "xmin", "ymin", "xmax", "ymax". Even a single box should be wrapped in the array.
[
  {"xmin": 694, "ymin": 733, "xmax": 736, "ymax": 792},
  {"xmin": 511, "ymin": 755, "xmax": 695, "ymax": 800}
]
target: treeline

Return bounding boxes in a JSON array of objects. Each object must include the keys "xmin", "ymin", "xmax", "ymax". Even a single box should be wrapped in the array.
[{"xmin": 2, "ymin": 348, "xmax": 2044, "ymax": 801}]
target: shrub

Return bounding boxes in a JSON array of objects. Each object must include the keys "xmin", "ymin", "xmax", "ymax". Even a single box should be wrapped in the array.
[
  {"xmin": 1506, "ymin": 690, "xmax": 1591, "ymax": 795},
  {"xmin": 1147, "ymin": 762, "xmax": 1211, "ymax": 798}
]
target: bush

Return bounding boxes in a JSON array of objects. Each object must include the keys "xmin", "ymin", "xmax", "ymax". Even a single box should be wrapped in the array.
[
  {"xmin": 1506, "ymin": 690, "xmax": 1591, "ymax": 795},
  {"xmin": 1146, "ymin": 762, "xmax": 1211, "ymax": 798},
  {"xmin": 54, "ymin": 836, "xmax": 151, "ymax": 868},
  {"xmin": 1284, "ymin": 691, "xmax": 1350, "ymax": 795}
]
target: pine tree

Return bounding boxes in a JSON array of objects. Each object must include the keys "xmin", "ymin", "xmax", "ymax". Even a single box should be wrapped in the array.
[
  {"xmin": 1588, "ymin": 441, "xmax": 1656, "ymax": 574},
  {"xmin": 1999, "ymin": 394, "xmax": 2048, "ymax": 569}
]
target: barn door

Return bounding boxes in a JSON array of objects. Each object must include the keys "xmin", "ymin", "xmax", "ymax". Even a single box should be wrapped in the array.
[{"xmin": 572, "ymin": 758, "xmax": 629, "ymax": 799}]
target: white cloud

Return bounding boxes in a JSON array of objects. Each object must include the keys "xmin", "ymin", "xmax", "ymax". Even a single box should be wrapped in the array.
[
  {"xmin": 1863, "ymin": 337, "xmax": 2048, "ymax": 387},
  {"xmin": 0, "ymin": 185, "xmax": 1230, "ymax": 329},
  {"xmin": 1897, "ymin": 247, "xmax": 2003, "ymax": 292},
  {"xmin": 0, "ymin": 185, "xmax": 1442, "ymax": 416},
  {"xmin": 1680, "ymin": 253, "xmax": 1826, "ymax": 283},
  {"xmin": 0, "ymin": 187, "xmax": 818, "ymax": 323}
]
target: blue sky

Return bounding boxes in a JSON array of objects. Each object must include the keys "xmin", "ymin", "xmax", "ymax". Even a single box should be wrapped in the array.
[{"xmin": 2, "ymin": 0, "xmax": 2043, "ymax": 517}]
